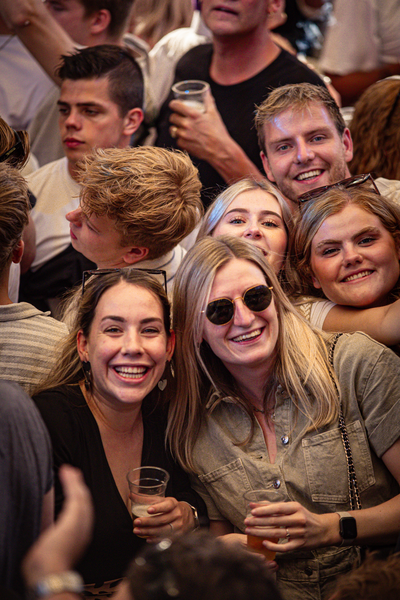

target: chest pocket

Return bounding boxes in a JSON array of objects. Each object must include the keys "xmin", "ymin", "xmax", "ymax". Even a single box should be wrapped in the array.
[
  {"xmin": 302, "ymin": 420, "xmax": 375, "ymax": 509},
  {"xmin": 199, "ymin": 458, "xmax": 253, "ymax": 527}
]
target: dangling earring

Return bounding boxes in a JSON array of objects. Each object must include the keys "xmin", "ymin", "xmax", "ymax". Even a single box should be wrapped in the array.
[
  {"xmin": 157, "ymin": 360, "xmax": 174, "ymax": 391},
  {"xmin": 82, "ymin": 360, "xmax": 92, "ymax": 391}
]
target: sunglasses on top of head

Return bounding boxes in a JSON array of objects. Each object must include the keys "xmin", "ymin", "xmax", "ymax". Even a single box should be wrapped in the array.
[{"xmin": 203, "ymin": 284, "xmax": 273, "ymax": 326}]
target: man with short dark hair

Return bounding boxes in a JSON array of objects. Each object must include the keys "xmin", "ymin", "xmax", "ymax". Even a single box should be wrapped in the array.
[{"xmin": 19, "ymin": 45, "xmax": 144, "ymax": 313}]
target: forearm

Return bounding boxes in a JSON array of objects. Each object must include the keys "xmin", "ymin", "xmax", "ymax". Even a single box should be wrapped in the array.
[
  {"xmin": 323, "ymin": 300, "xmax": 400, "ymax": 347},
  {"xmin": 321, "ymin": 496, "xmax": 400, "ymax": 548},
  {"xmin": 206, "ymin": 136, "xmax": 265, "ymax": 185},
  {"xmin": 0, "ymin": 0, "xmax": 75, "ymax": 84},
  {"xmin": 326, "ymin": 64, "xmax": 400, "ymax": 106}
]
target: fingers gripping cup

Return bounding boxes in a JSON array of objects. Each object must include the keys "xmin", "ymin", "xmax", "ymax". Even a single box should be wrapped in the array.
[
  {"xmin": 171, "ymin": 80, "xmax": 210, "ymax": 113},
  {"xmin": 244, "ymin": 489, "xmax": 286, "ymax": 561},
  {"xmin": 127, "ymin": 466, "xmax": 170, "ymax": 524}
]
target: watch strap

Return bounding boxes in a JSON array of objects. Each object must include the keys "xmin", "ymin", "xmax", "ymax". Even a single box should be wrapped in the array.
[{"xmin": 28, "ymin": 571, "xmax": 84, "ymax": 599}]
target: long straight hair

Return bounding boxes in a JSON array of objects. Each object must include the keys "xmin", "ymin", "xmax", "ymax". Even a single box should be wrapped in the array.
[{"xmin": 169, "ymin": 236, "xmax": 339, "ymax": 472}]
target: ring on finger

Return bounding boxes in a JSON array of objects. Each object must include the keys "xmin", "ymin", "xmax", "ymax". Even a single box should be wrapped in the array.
[
  {"xmin": 285, "ymin": 528, "xmax": 290, "ymax": 540},
  {"xmin": 170, "ymin": 126, "xmax": 178, "ymax": 139}
]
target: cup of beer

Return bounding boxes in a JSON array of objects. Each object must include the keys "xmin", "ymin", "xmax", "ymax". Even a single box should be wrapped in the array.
[
  {"xmin": 171, "ymin": 80, "xmax": 210, "ymax": 112},
  {"xmin": 244, "ymin": 489, "xmax": 286, "ymax": 561},
  {"xmin": 127, "ymin": 466, "xmax": 170, "ymax": 529}
]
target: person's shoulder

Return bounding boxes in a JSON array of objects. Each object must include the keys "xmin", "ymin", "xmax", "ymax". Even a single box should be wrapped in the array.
[
  {"xmin": 0, "ymin": 381, "xmax": 36, "ymax": 415},
  {"xmin": 334, "ymin": 331, "xmax": 392, "ymax": 363},
  {"xmin": 270, "ymin": 48, "xmax": 325, "ymax": 85},
  {"xmin": 176, "ymin": 43, "xmax": 213, "ymax": 69},
  {"xmin": 375, "ymin": 177, "xmax": 400, "ymax": 207},
  {"xmin": 33, "ymin": 384, "xmax": 84, "ymax": 409},
  {"xmin": 26, "ymin": 157, "xmax": 67, "ymax": 184}
]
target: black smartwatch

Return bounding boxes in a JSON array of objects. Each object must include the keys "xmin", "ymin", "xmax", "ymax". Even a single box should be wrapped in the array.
[{"xmin": 337, "ymin": 511, "xmax": 357, "ymax": 546}]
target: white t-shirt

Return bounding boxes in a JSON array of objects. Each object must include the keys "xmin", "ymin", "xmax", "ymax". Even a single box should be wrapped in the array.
[
  {"xmin": 27, "ymin": 157, "xmax": 80, "ymax": 271},
  {"xmin": 319, "ymin": 0, "xmax": 400, "ymax": 75}
]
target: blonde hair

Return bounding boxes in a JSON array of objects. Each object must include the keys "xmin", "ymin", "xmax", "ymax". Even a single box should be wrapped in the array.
[
  {"xmin": 350, "ymin": 78, "xmax": 400, "ymax": 180},
  {"xmin": 0, "ymin": 163, "xmax": 30, "ymax": 275},
  {"xmin": 169, "ymin": 236, "xmax": 339, "ymax": 472},
  {"xmin": 197, "ymin": 177, "xmax": 293, "ymax": 242},
  {"xmin": 287, "ymin": 185, "xmax": 400, "ymax": 299},
  {"xmin": 77, "ymin": 147, "xmax": 203, "ymax": 260},
  {"xmin": 255, "ymin": 83, "xmax": 345, "ymax": 155},
  {"xmin": 129, "ymin": 0, "xmax": 193, "ymax": 48},
  {"xmin": 0, "ymin": 116, "xmax": 29, "ymax": 169}
]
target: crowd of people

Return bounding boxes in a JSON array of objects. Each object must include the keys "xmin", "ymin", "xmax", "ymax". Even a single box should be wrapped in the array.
[{"xmin": 1, "ymin": 0, "xmax": 400, "ymax": 599}]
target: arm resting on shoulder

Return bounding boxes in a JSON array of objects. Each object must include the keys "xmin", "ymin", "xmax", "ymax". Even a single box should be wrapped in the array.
[
  {"xmin": 322, "ymin": 299, "xmax": 400, "ymax": 346},
  {"xmin": 326, "ymin": 64, "xmax": 400, "ymax": 106}
]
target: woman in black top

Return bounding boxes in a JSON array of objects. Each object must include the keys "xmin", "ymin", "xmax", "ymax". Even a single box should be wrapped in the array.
[{"xmin": 33, "ymin": 269, "xmax": 206, "ymax": 597}]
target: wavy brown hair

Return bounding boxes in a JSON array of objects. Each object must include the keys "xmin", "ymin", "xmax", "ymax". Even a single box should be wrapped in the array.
[{"xmin": 349, "ymin": 78, "xmax": 400, "ymax": 180}]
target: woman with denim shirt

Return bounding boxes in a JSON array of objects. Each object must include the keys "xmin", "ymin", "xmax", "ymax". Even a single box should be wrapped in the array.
[{"xmin": 168, "ymin": 235, "xmax": 400, "ymax": 600}]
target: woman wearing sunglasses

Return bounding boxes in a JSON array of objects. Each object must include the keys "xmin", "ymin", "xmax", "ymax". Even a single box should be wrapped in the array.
[
  {"xmin": 169, "ymin": 235, "xmax": 400, "ymax": 600},
  {"xmin": 196, "ymin": 178, "xmax": 292, "ymax": 276},
  {"xmin": 287, "ymin": 175, "xmax": 400, "ymax": 348},
  {"xmin": 32, "ymin": 269, "xmax": 206, "ymax": 597}
]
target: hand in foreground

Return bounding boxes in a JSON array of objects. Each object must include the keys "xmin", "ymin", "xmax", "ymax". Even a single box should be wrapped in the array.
[
  {"xmin": 168, "ymin": 90, "xmax": 233, "ymax": 163},
  {"xmin": 218, "ymin": 533, "xmax": 278, "ymax": 572},
  {"xmin": 133, "ymin": 498, "xmax": 194, "ymax": 542},
  {"xmin": 244, "ymin": 500, "xmax": 333, "ymax": 554},
  {"xmin": 23, "ymin": 465, "xmax": 94, "ymax": 587}
]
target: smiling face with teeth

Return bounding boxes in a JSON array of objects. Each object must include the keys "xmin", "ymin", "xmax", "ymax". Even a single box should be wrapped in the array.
[
  {"xmin": 202, "ymin": 258, "xmax": 279, "ymax": 381},
  {"xmin": 261, "ymin": 102, "xmax": 353, "ymax": 203},
  {"xmin": 77, "ymin": 281, "xmax": 174, "ymax": 410},
  {"xmin": 310, "ymin": 205, "xmax": 400, "ymax": 307}
]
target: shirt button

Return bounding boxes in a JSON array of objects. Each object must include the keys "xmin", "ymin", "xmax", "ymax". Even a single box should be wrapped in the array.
[
  {"xmin": 304, "ymin": 567, "xmax": 313, "ymax": 576},
  {"xmin": 281, "ymin": 435, "xmax": 289, "ymax": 445},
  {"xmin": 273, "ymin": 479, "xmax": 281, "ymax": 489}
]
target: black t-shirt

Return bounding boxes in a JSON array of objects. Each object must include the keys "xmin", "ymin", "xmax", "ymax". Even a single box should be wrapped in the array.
[
  {"xmin": 34, "ymin": 385, "xmax": 207, "ymax": 584},
  {"xmin": 156, "ymin": 45, "xmax": 325, "ymax": 207}
]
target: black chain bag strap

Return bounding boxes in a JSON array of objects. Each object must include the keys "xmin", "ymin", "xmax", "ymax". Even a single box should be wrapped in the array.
[{"xmin": 328, "ymin": 333, "xmax": 362, "ymax": 511}]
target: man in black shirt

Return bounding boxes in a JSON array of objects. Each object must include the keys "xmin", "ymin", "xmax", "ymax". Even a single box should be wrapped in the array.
[{"xmin": 156, "ymin": 0, "xmax": 324, "ymax": 207}]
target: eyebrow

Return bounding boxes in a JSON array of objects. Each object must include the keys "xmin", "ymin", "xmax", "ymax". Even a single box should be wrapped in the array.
[
  {"xmin": 224, "ymin": 208, "xmax": 283, "ymax": 220},
  {"xmin": 268, "ymin": 126, "xmax": 333, "ymax": 146},
  {"xmin": 57, "ymin": 100, "xmax": 104, "ymax": 109},
  {"xmin": 315, "ymin": 226, "xmax": 380, "ymax": 249},
  {"xmin": 100, "ymin": 316, "xmax": 164, "ymax": 325}
]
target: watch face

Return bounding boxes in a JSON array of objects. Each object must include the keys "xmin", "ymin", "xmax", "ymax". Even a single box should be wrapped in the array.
[{"xmin": 341, "ymin": 516, "xmax": 357, "ymax": 539}]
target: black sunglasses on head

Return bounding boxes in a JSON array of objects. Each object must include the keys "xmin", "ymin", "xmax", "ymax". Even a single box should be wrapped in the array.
[
  {"xmin": 204, "ymin": 284, "xmax": 273, "ymax": 326},
  {"xmin": 298, "ymin": 173, "xmax": 380, "ymax": 207},
  {"xmin": 0, "ymin": 130, "xmax": 23, "ymax": 163},
  {"xmin": 81, "ymin": 267, "xmax": 168, "ymax": 295}
]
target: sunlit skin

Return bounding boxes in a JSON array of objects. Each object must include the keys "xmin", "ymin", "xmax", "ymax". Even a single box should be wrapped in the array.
[
  {"xmin": 261, "ymin": 102, "xmax": 353, "ymax": 203},
  {"xmin": 310, "ymin": 205, "xmax": 400, "ymax": 308},
  {"xmin": 77, "ymin": 282, "xmax": 175, "ymax": 411},
  {"xmin": 66, "ymin": 207, "xmax": 147, "ymax": 268},
  {"xmin": 202, "ymin": 259, "xmax": 279, "ymax": 387},
  {"xmin": 58, "ymin": 77, "xmax": 142, "ymax": 179},
  {"xmin": 212, "ymin": 189, "xmax": 287, "ymax": 273}
]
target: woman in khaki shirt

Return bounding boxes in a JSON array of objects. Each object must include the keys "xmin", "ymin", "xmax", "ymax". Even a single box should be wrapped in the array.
[{"xmin": 168, "ymin": 235, "xmax": 400, "ymax": 600}]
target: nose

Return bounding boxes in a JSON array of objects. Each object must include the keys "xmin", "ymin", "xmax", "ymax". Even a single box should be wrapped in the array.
[
  {"xmin": 121, "ymin": 330, "xmax": 144, "ymax": 356},
  {"xmin": 66, "ymin": 206, "xmax": 83, "ymax": 225},
  {"xmin": 295, "ymin": 140, "xmax": 314, "ymax": 164},
  {"xmin": 63, "ymin": 109, "xmax": 81, "ymax": 130},
  {"xmin": 343, "ymin": 243, "xmax": 363, "ymax": 266},
  {"xmin": 244, "ymin": 223, "xmax": 262, "ymax": 240},
  {"xmin": 232, "ymin": 298, "xmax": 256, "ymax": 327}
]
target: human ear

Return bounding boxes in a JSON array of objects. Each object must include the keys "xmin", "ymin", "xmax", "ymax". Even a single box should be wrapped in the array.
[
  {"xmin": 123, "ymin": 108, "xmax": 144, "ymax": 137},
  {"xmin": 311, "ymin": 271, "xmax": 322, "ymax": 290},
  {"xmin": 260, "ymin": 150, "xmax": 276, "ymax": 183},
  {"xmin": 77, "ymin": 329, "xmax": 89, "ymax": 362},
  {"xmin": 89, "ymin": 9, "xmax": 111, "ymax": 36},
  {"xmin": 11, "ymin": 240, "xmax": 24, "ymax": 264},
  {"xmin": 122, "ymin": 246, "xmax": 149, "ymax": 265},
  {"xmin": 342, "ymin": 128, "xmax": 353, "ymax": 163}
]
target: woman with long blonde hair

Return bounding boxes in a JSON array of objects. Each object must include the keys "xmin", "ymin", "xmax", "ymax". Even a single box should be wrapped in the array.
[{"xmin": 169, "ymin": 235, "xmax": 400, "ymax": 600}]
